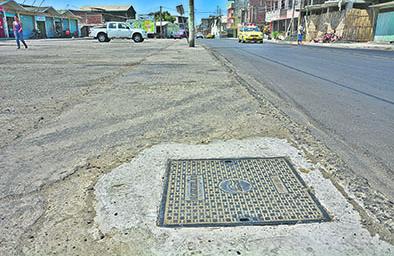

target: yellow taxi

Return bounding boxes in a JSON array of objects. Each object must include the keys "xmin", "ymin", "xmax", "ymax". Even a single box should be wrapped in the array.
[{"xmin": 238, "ymin": 24, "xmax": 263, "ymax": 43}]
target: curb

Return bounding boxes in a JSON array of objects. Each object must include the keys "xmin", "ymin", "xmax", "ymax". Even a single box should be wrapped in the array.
[{"xmin": 265, "ymin": 39, "xmax": 394, "ymax": 51}]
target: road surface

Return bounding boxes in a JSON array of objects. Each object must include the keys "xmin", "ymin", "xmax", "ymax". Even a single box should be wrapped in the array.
[{"xmin": 201, "ymin": 39, "xmax": 394, "ymax": 200}]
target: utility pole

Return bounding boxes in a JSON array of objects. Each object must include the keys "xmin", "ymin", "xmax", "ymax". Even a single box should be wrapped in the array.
[
  {"xmin": 297, "ymin": 0, "xmax": 305, "ymax": 35},
  {"xmin": 160, "ymin": 6, "xmax": 163, "ymax": 39},
  {"xmin": 286, "ymin": 0, "xmax": 296, "ymax": 38},
  {"xmin": 188, "ymin": 0, "xmax": 195, "ymax": 47}
]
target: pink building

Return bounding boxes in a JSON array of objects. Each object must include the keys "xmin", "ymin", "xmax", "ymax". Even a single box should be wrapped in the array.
[
  {"xmin": 227, "ymin": 0, "xmax": 235, "ymax": 29},
  {"xmin": 247, "ymin": 0, "xmax": 268, "ymax": 27},
  {"xmin": 265, "ymin": 0, "xmax": 300, "ymax": 33}
]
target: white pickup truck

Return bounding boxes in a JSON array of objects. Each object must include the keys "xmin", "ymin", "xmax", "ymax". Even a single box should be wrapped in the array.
[{"xmin": 90, "ymin": 22, "xmax": 147, "ymax": 43}]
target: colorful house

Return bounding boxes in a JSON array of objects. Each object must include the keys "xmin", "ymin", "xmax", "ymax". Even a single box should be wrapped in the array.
[{"xmin": 0, "ymin": 0, "xmax": 80, "ymax": 39}]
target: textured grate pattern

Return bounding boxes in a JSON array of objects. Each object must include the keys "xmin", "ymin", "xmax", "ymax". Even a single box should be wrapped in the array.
[{"xmin": 159, "ymin": 157, "xmax": 330, "ymax": 227}]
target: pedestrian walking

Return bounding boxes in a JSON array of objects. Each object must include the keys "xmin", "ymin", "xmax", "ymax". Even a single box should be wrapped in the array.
[
  {"xmin": 13, "ymin": 16, "xmax": 28, "ymax": 49},
  {"xmin": 297, "ymin": 25, "xmax": 304, "ymax": 45}
]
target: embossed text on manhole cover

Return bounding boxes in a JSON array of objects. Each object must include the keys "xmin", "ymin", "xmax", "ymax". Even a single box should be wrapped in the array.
[{"xmin": 158, "ymin": 157, "xmax": 330, "ymax": 227}]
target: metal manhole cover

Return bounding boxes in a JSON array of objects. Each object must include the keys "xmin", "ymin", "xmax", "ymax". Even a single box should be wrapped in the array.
[{"xmin": 158, "ymin": 157, "xmax": 330, "ymax": 227}]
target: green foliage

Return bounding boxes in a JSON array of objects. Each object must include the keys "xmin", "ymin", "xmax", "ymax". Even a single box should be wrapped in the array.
[
  {"xmin": 272, "ymin": 31, "xmax": 280, "ymax": 39},
  {"xmin": 150, "ymin": 11, "xmax": 176, "ymax": 23}
]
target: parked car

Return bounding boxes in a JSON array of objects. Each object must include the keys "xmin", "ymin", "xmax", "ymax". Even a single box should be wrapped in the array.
[
  {"xmin": 206, "ymin": 34, "xmax": 215, "ymax": 39},
  {"xmin": 90, "ymin": 22, "xmax": 147, "ymax": 43},
  {"xmin": 196, "ymin": 32, "xmax": 204, "ymax": 39},
  {"xmin": 173, "ymin": 29, "xmax": 188, "ymax": 39}
]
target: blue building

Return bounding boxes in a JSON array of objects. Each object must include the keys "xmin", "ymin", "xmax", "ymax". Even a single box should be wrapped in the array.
[{"xmin": 0, "ymin": 0, "xmax": 80, "ymax": 39}]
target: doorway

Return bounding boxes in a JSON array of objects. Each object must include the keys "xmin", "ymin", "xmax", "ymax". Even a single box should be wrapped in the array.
[
  {"xmin": 6, "ymin": 16, "xmax": 14, "ymax": 37},
  {"xmin": 36, "ymin": 21, "xmax": 46, "ymax": 38}
]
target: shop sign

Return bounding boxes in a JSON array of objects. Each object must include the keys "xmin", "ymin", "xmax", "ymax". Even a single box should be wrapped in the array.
[
  {"xmin": 5, "ymin": 12, "xmax": 15, "ymax": 17},
  {"xmin": 36, "ymin": 16, "xmax": 46, "ymax": 21},
  {"xmin": 265, "ymin": 10, "xmax": 280, "ymax": 22}
]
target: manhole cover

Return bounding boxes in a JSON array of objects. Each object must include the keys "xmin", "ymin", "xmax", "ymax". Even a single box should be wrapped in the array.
[{"xmin": 158, "ymin": 157, "xmax": 330, "ymax": 227}]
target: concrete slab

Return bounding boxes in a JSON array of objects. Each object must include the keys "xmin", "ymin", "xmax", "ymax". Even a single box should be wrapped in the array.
[{"xmin": 95, "ymin": 138, "xmax": 393, "ymax": 255}]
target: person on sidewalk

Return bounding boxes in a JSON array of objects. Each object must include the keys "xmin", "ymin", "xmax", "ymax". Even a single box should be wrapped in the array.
[
  {"xmin": 297, "ymin": 25, "xmax": 304, "ymax": 45},
  {"xmin": 13, "ymin": 16, "xmax": 28, "ymax": 49}
]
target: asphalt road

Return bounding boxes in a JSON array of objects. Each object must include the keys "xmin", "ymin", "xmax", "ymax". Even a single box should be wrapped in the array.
[{"xmin": 201, "ymin": 39, "xmax": 394, "ymax": 199}]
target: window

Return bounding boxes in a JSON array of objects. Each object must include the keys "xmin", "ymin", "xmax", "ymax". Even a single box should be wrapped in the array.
[
  {"xmin": 244, "ymin": 27, "xmax": 260, "ymax": 32},
  {"xmin": 108, "ymin": 23, "xmax": 116, "ymax": 29},
  {"xmin": 118, "ymin": 23, "xmax": 128, "ymax": 29}
]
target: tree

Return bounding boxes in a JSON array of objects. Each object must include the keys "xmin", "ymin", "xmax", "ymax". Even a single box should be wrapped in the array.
[{"xmin": 150, "ymin": 11, "xmax": 176, "ymax": 23}]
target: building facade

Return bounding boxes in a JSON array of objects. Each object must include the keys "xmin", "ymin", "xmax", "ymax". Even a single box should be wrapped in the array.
[
  {"xmin": 370, "ymin": 1, "xmax": 394, "ymax": 42},
  {"xmin": 227, "ymin": 0, "xmax": 237, "ymax": 36},
  {"xmin": 303, "ymin": 0, "xmax": 374, "ymax": 42},
  {"xmin": 265, "ymin": 0, "xmax": 300, "ymax": 34},
  {"xmin": 0, "ymin": 0, "xmax": 80, "ymax": 39},
  {"xmin": 248, "ymin": 0, "xmax": 268, "ymax": 27},
  {"xmin": 174, "ymin": 16, "xmax": 188, "ymax": 30},
  {"xmin": 72, "ymin": 5, "xmax": 136, "ymax": 37},
  {"xmin": 227, "ymin": 0, "xmax": 250, "ymax": 37}
]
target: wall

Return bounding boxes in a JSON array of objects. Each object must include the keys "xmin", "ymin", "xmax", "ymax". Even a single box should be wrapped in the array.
[
  {"xmin": 20, "ymin": 14, "xmax": 34, "ymax": 38},
  {"xmin": 343, "ymin": 9, "xmax": 373, "ymax": 42},
  {"xmin": 248, "ymin": 0, "xmax": 266, "ymax": 25},
  {"xmin": 45, "ymin": 17, "xmax": 55, "ymax": 37},
  {"xmin": 306, "ymin": 8, "xmax": 373, "ymax": 42},
  {"xmin": 374, "ymin": 10, "xmax": 394, "ymax": 42}
]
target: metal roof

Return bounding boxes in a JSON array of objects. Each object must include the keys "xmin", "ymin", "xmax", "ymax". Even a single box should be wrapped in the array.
[
  {"xmin": 369, "ymin": 1, "xmax": 394, "ymax": 8},
  {"xmin": 0, "ymin": 0, "xmax": 77, "ymax": 18}
]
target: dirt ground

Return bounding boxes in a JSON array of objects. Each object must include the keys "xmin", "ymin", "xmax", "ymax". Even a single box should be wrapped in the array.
[{"xmin": 0, "ymin": 39, "xmax": 392, "ymax": 255}]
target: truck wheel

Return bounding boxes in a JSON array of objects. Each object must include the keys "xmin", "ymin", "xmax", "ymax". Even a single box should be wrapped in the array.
[
  {"xmin": 132, "ymin": 33, "xmax": 143, "ymax": 43},
  {"xmin": 98, "ymin": 33, "xmax": 108, "ymax": 43}
]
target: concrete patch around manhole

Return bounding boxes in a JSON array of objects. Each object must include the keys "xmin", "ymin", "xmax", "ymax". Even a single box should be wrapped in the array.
[
  {"xmin": 94, "ymin": 138, "xmax": 393, "ymax": 255},
  {"xmin": 158, "ymin": 157, "xmax": 330, "ymax": 227}
]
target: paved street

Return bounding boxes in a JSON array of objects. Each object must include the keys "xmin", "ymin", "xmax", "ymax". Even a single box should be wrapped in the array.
[
  {"xmin": 0, "ymin": 39, "xmax": 293, "ymax": 255},
  {"xmin": 0, "ymin": 38, "xmax": 393, "ymax": 255},
  {"xmin": 202, "ymin": 39, "xmax": 394, "ymax": 200}
]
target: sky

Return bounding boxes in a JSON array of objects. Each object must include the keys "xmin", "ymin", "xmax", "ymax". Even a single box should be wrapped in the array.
[{"xmin": 17, "ymin": 0, "xmax": 228, "ymax": 24}]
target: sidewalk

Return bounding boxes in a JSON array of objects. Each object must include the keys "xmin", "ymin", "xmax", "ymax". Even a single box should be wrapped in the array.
[{"xmin": 266, "ymin": 39, "xmax": 394, "ymax": 51}]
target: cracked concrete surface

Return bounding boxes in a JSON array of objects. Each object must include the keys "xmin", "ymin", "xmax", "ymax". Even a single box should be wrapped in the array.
[
  {"xmin": 95, "ymin": 138, "xmax": 392, "ymax": 255},
  {"xmin": 0, "ymin": 39, "xmax": 392, "ymax": 255}
]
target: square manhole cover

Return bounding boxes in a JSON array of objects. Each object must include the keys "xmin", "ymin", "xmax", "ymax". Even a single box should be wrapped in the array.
[{"xmin": 158, "ymin": 157, "xmax": 330, "ymax": 227}]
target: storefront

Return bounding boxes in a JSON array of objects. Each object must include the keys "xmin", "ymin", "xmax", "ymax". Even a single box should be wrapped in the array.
[
  {"xmin": 20, "ymin": 14, "xmax": 34, "ymax": 38},
  {"xmin": 60, "ymin": 10, "xmax": 80, "ymax": 36},
  {"xmin": 62, "ymin": 18, "xmax": 69, "ymax": 31},
  {"xmin": 54, "ymin": 18, "xmax": 62, "ymax": 36},
  {"xmin": 0, "ymin": 7, "xmax": 5, "ymax": 38},
  {"xmin": 70, "ymin": 18, "xmax": 78, "ymax": 35},
  {"xmin": 35, "ymin": 15, "xmax": 46, "ymax": 38},
  {"xmin": 45, "ymin": 17, "xmax": 55, "ymax": 37},
  {"xmin": 0, "ymin": 0, "xmax": 80, "ymax": 39}
]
